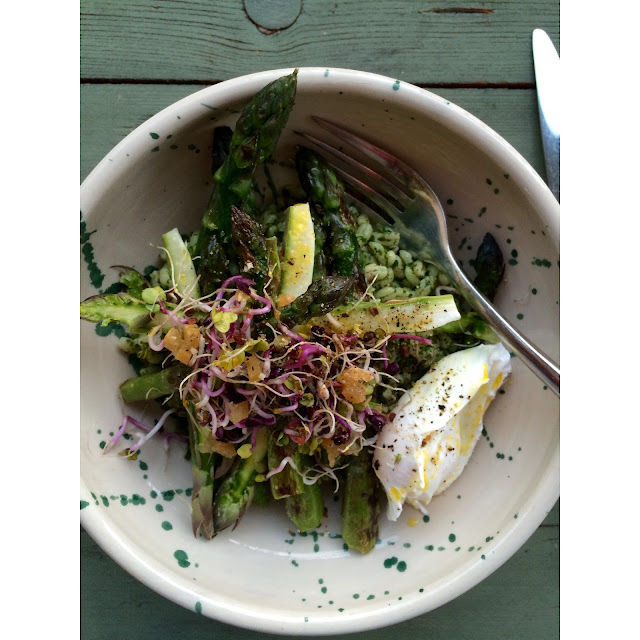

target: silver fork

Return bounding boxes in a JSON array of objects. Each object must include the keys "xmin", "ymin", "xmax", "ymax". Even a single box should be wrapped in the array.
[{"xmin": 300, "ymin": 116, "xmax": 560, "ymax": 396}]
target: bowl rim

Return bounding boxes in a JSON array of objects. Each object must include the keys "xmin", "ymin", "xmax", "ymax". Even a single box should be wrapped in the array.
[{"xmin": 81, "ymin": 66, "xmax": 559, "ymax": 635}]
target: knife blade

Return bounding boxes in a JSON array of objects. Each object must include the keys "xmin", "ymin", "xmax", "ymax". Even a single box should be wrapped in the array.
[{"xmin": 532, "ymin": 29, "xmax": 560, "ymax": 201}]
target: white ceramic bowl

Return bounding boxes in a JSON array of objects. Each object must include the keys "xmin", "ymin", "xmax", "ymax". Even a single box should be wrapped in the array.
[{"xmin": 80, "ymin": 67, "xmax": 559, "ymax": 635}]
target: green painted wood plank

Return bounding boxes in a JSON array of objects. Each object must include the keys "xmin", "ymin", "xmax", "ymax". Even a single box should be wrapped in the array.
[
  {"xmin": 543, "ymin": 499, "xmax": 559, "ymax": 526},
  {"xmin": 80, "ymin": 0, "xmax": 559, "ymax": 84},
  {"xmin": 80, "ymin": 84, "xmax": 546, "ymax": 182},
  {"xmin": 81, "ymin": 519, "xmax": 558, "ymax": 639}
]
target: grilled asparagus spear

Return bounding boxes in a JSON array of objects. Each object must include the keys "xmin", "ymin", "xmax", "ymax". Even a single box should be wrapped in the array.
[
  {"xmin": 186, "ymin": 406, "xmax": 217, "ymax": 540},
  {"xmin": 213, "ymin": 429, "xmax": 268, "ymax": 532},
  {"xmin": 473, "ymin": 232, "xmax": 505, "ymax": 302},
  {"xmin": 285, "ymin": 480, "xmax": 324, "ymax": 533},
  {"xmin": 196, "ymin": 71, "xmax": 298, "ymax": 294},
  {"xmin": 295, "ymin": 147, "xmax": 362, "ymax": 284},
  {"xmin": 230, "ymin": 206, "xmax": 270, "ymax": 295},
  {"xmin": 341, "ymin": 448, "xmax": 382, "ymax": 554},
  {"xmin": 278, "ymin": 275, "xmax": 355, "ymax": 326}
]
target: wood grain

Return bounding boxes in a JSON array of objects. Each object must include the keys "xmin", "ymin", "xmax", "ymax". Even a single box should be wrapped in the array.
[{"xmin": 80, "ymin": 0, "xmax": 559, "ymax": 84}]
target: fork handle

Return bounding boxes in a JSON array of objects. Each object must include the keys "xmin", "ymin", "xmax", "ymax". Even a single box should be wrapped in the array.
[{"xmin": 448, "ymin": 266, "xmax": 560, "ymax": 396}]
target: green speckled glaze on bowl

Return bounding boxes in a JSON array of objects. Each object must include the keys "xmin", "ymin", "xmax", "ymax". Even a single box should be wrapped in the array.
[{"xmin": 80, "ymin": 68, "xmax": 559, "ymax": 635}]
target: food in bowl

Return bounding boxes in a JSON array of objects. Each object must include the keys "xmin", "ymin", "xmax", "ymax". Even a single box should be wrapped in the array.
[
  {"xmin": 80, "ymin": 70, "xmax": 513, "ymax": 553},
  {"xmin": 80, "ymin": 67, "xmax": 560, "ymax": 633}
]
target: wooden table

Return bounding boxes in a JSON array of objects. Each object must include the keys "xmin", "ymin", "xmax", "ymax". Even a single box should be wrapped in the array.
[{"xmin": 80, "ymin": 2, "xmax": 559, "ymax": 638}]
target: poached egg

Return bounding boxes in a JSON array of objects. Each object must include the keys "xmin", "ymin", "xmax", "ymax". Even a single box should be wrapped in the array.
[{"xmin": 373, "ymin": 343, "xmax": 511, "ymax": 521}]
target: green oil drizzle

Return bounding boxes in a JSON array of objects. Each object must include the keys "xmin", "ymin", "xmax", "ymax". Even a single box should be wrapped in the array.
[
  {"xmin": 448, "ymin": 533, "xmax": 456, "ymax": 542},
  {"xmin": 80, "ymin": 500, "xmax": 89, "ymax": 510},
  {"xmin": 150, "ymin": 132, "xmax": 160, "ymax": 139},
  {"xmin": 392, "ymin": 80, "xmax": 400, "ymax": 90},
  {"xmin": 384, "ymin": 557, "xmax": 398, "ymax": 568},
  {"xmin": 195, "ymin": 601, "xmax": 202, "ymax": 614},
  {"xmin": 161, "ymin": 521, "xmax": 173, "ymax": 531},
  {"xmin": 396, "ymin": 561, "xmax": 407, "ymax": 572}
]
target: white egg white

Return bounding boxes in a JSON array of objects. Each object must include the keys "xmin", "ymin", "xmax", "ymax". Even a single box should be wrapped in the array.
[{"xmin": 373, "ymin": 343, "xmax": 511, "ymax": 521}]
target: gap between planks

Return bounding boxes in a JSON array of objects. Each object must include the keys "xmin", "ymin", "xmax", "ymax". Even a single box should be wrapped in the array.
[{"xmin": 80, "ymin": 78, "xmax": 535, "ymax": 89}]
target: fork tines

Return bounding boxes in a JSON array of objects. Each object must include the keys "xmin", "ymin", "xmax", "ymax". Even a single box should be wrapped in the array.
[
  {"xmin": 311, "ymin": 116, "xmax": 417, "ymax": 190},
  {"xmin": 297, "ymin": 119, "xmax": 419, "ymax": 223}
]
